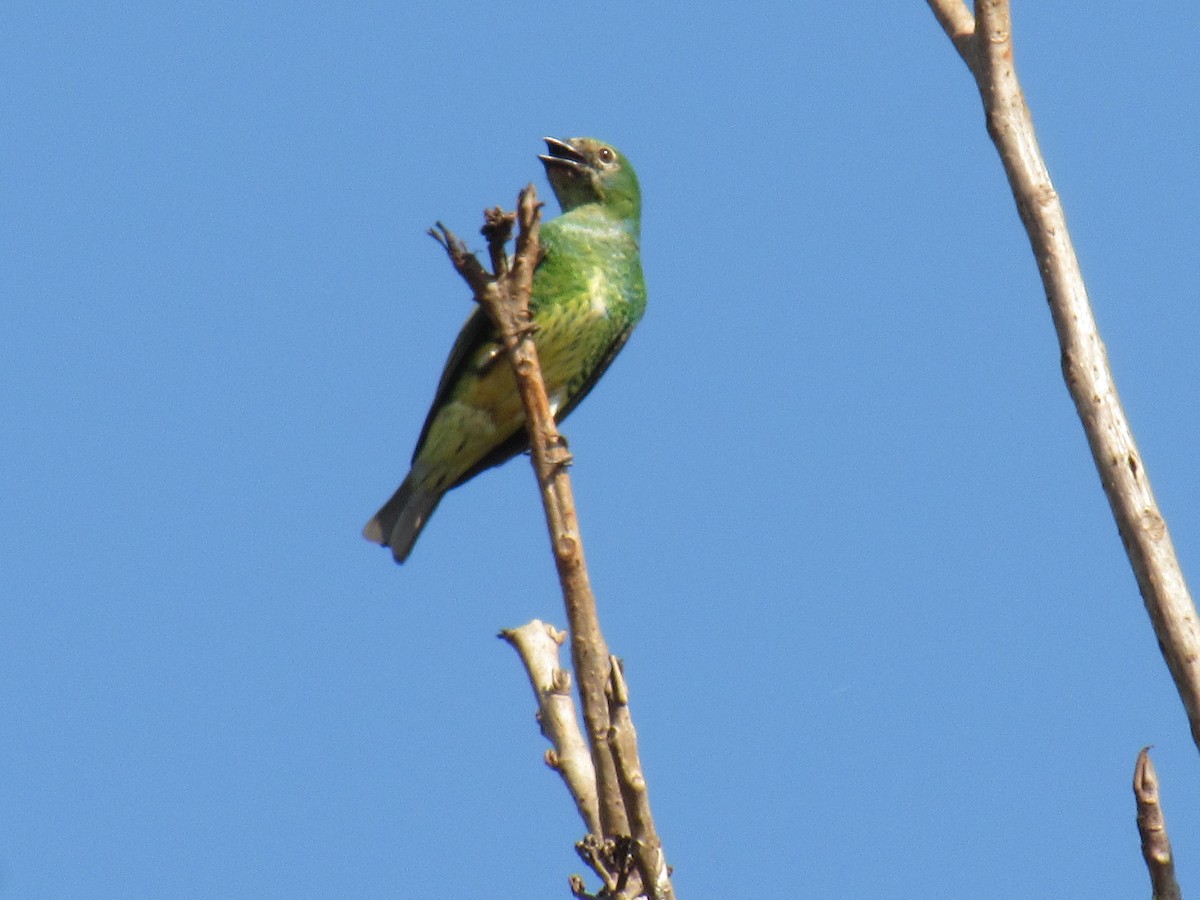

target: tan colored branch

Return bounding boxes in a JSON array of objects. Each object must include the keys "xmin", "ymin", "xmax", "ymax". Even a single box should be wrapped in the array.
[
  {"xmin": 500, "ymin": 620, "xmax": 601, "ymax": 836},
  {"xmin": 927, "ymin": 0, "xmax": 1200, "ymax": 752},
  {"xmin": 926, "ymin": 0, "xmax": 975, "ymax": 63},
  {"xmin": 608, "ymin": 658, "xmax": 673, "ymax": 900},
  {"xmin": 434, "ymin": 186, "xmax": 674, "ymax": 898},
  {"xmin": 1133, "ymin": 749, "xmax": 1182, "ymax": 900},
  {"xmin": 490, "ymin": 188, "xmax": 628, "ymax": 840}
]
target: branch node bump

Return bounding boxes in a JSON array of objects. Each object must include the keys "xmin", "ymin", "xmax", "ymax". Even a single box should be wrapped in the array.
[
  {"xmin": 551, "ymin": 668, "xmax": 573, "ymax": 693},
  {"xmin": 555, "ymin": 532, "xmax": 579, "ymax": 560}
]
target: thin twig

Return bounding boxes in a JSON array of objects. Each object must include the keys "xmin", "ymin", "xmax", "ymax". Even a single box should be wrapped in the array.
[
  {"xmin": 1133, "ymin": 748, "xmax": 1182, "ymax": 900},
  {"xmin": 926, "ymin": 0, "xmax": 975, "ymax": 65},
  {"xmin": 608, "ymin": 658, "xmax": 674, "ymax": 899},
  {"xmin": 483, "ymin": 206, "xmax": 514, "ymax": 277},
  {"xmin": 927, "ymin": 0, "xmax": 1200, "ymax": 752},
  {"xmin": 575, "ymin": 834, "xmax": 623, "ymax": 895}
]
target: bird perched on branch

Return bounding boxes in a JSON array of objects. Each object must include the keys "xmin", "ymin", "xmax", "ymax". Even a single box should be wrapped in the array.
[{"xmin": 364, "ymin": 137, "xmax": 646, "ymax": 563}]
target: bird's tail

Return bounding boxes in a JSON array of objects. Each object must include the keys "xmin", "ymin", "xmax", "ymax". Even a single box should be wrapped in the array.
[{"xmin": 362, "ymin": 472, "xmax": 442, "ymax": 564}]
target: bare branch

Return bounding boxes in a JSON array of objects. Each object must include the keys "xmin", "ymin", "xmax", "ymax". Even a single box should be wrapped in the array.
[
  {"xmin": 434, "ymin": 183, "xmax": 674, "ymax": 897},
  {"xmin": 482, "ymin": 206, "xmax": 515, "ymax": 277},
  {"xmin": 475, "ymin": 186, "xmax": 630, "ymax": 839},
  {"xmin": 574, "ymin": 834, "xmax": 631, "ymax": 896},
  {"xmin": 608, "ymin": 658, "xmax": 674, "ymax": 900},
  {"xmin": 926, "ymin": 0, "xmax": 975, "ymax": 65},
  {"xmin": 499, "ymin": 621, "xmax": 602, "ymax": 836},
  {"xmin": 1133, "ymin": 749, "xmax": 1182, "ymax": 900},
  {"xmin": 428, "ymin": 223, "xmax": 491, "ymax": 296},
  {"xmin": 927, "ymin": 0, "xmax": 1200, "ymax": 752}
]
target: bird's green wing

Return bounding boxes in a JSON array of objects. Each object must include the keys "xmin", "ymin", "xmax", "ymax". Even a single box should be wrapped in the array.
[
  {"xmin": 410, "ymin": 305, "xmax": 500, "ymax": 464},
  {"xmin": 444, "ymin": 320, "xmax": 636, "ymax": 490}
]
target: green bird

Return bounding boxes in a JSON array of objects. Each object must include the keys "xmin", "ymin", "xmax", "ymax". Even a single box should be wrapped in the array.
[{"xmin": 363, "ymin": 137, "xmax": 646, "ymax": 563}]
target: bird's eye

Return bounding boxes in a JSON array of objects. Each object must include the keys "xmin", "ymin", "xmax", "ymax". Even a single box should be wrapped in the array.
[{"xmin": 597, "ymin": 146, "xmax": 616, "ymax": 165}]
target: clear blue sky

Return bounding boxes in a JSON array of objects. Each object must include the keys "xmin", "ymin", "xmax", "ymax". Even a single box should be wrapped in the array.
[{"xmin": 4, "ymin": 2, "xmax": 1199, "ymax": 897}]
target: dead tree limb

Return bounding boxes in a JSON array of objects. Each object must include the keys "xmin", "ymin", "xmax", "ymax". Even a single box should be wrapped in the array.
[
  {"xmin": 926, "ymin": 0, "xmax": 1200, "ymax": 752},
  {"xmin": 499, "ymin": 620, "xmax": 602, "ymax": 836},
  {"xmin": 434, "ymin": 185, "xmax": 674, "ymax": 899},
  {"xmin": 608, "ymin": 658, "xmax": 671, "ymax": 899}
]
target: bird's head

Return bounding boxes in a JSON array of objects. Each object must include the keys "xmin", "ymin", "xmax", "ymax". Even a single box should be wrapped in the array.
[{"xmin": 539, "ymin": 137, "xmax": 640, "ymax": 224}]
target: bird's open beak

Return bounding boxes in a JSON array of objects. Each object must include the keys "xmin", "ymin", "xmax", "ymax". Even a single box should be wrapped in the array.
[{"xmin": 538, "ymin": 136, "xmax": 588, "ymax": 174}]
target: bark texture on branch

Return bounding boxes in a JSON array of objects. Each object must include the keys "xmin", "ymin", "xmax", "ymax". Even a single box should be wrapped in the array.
[
  {"xmin": 500, "ymin": 621, "xmax": 601, "ymax": 837},
  {"xmin": 927, "ymin": 0, "xmax": 1200, "ymax": 752},
  {"xmin": 1133, "ymin": 749, "xmax": 1182, "ymax": 900},
  {"xmin": 608, "ymin": 658, "xmax": 671, "ymax": 900}
]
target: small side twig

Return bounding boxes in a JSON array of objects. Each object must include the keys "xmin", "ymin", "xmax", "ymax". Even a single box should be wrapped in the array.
[
  {"xmin": 572, "ymin": 834, "xmax": 637, "ymax": 898},
  {"xmin": 1133, "ymin": 748, "xmax": 1182, "ymax": 900},
  {"xmin": 483, "ymin": 206, "xmax": 514, "ymax": 277},
  {"xmin": 499, "ymin": 620, "xmax": 601, "ymax": 836},
  {"xmin": 608, "ymin": 658, "xmax": 673, "ymax": 899},
  {"xmin": 927, "ymin": 0, "xmax": 1200, "ymax": 752}
]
